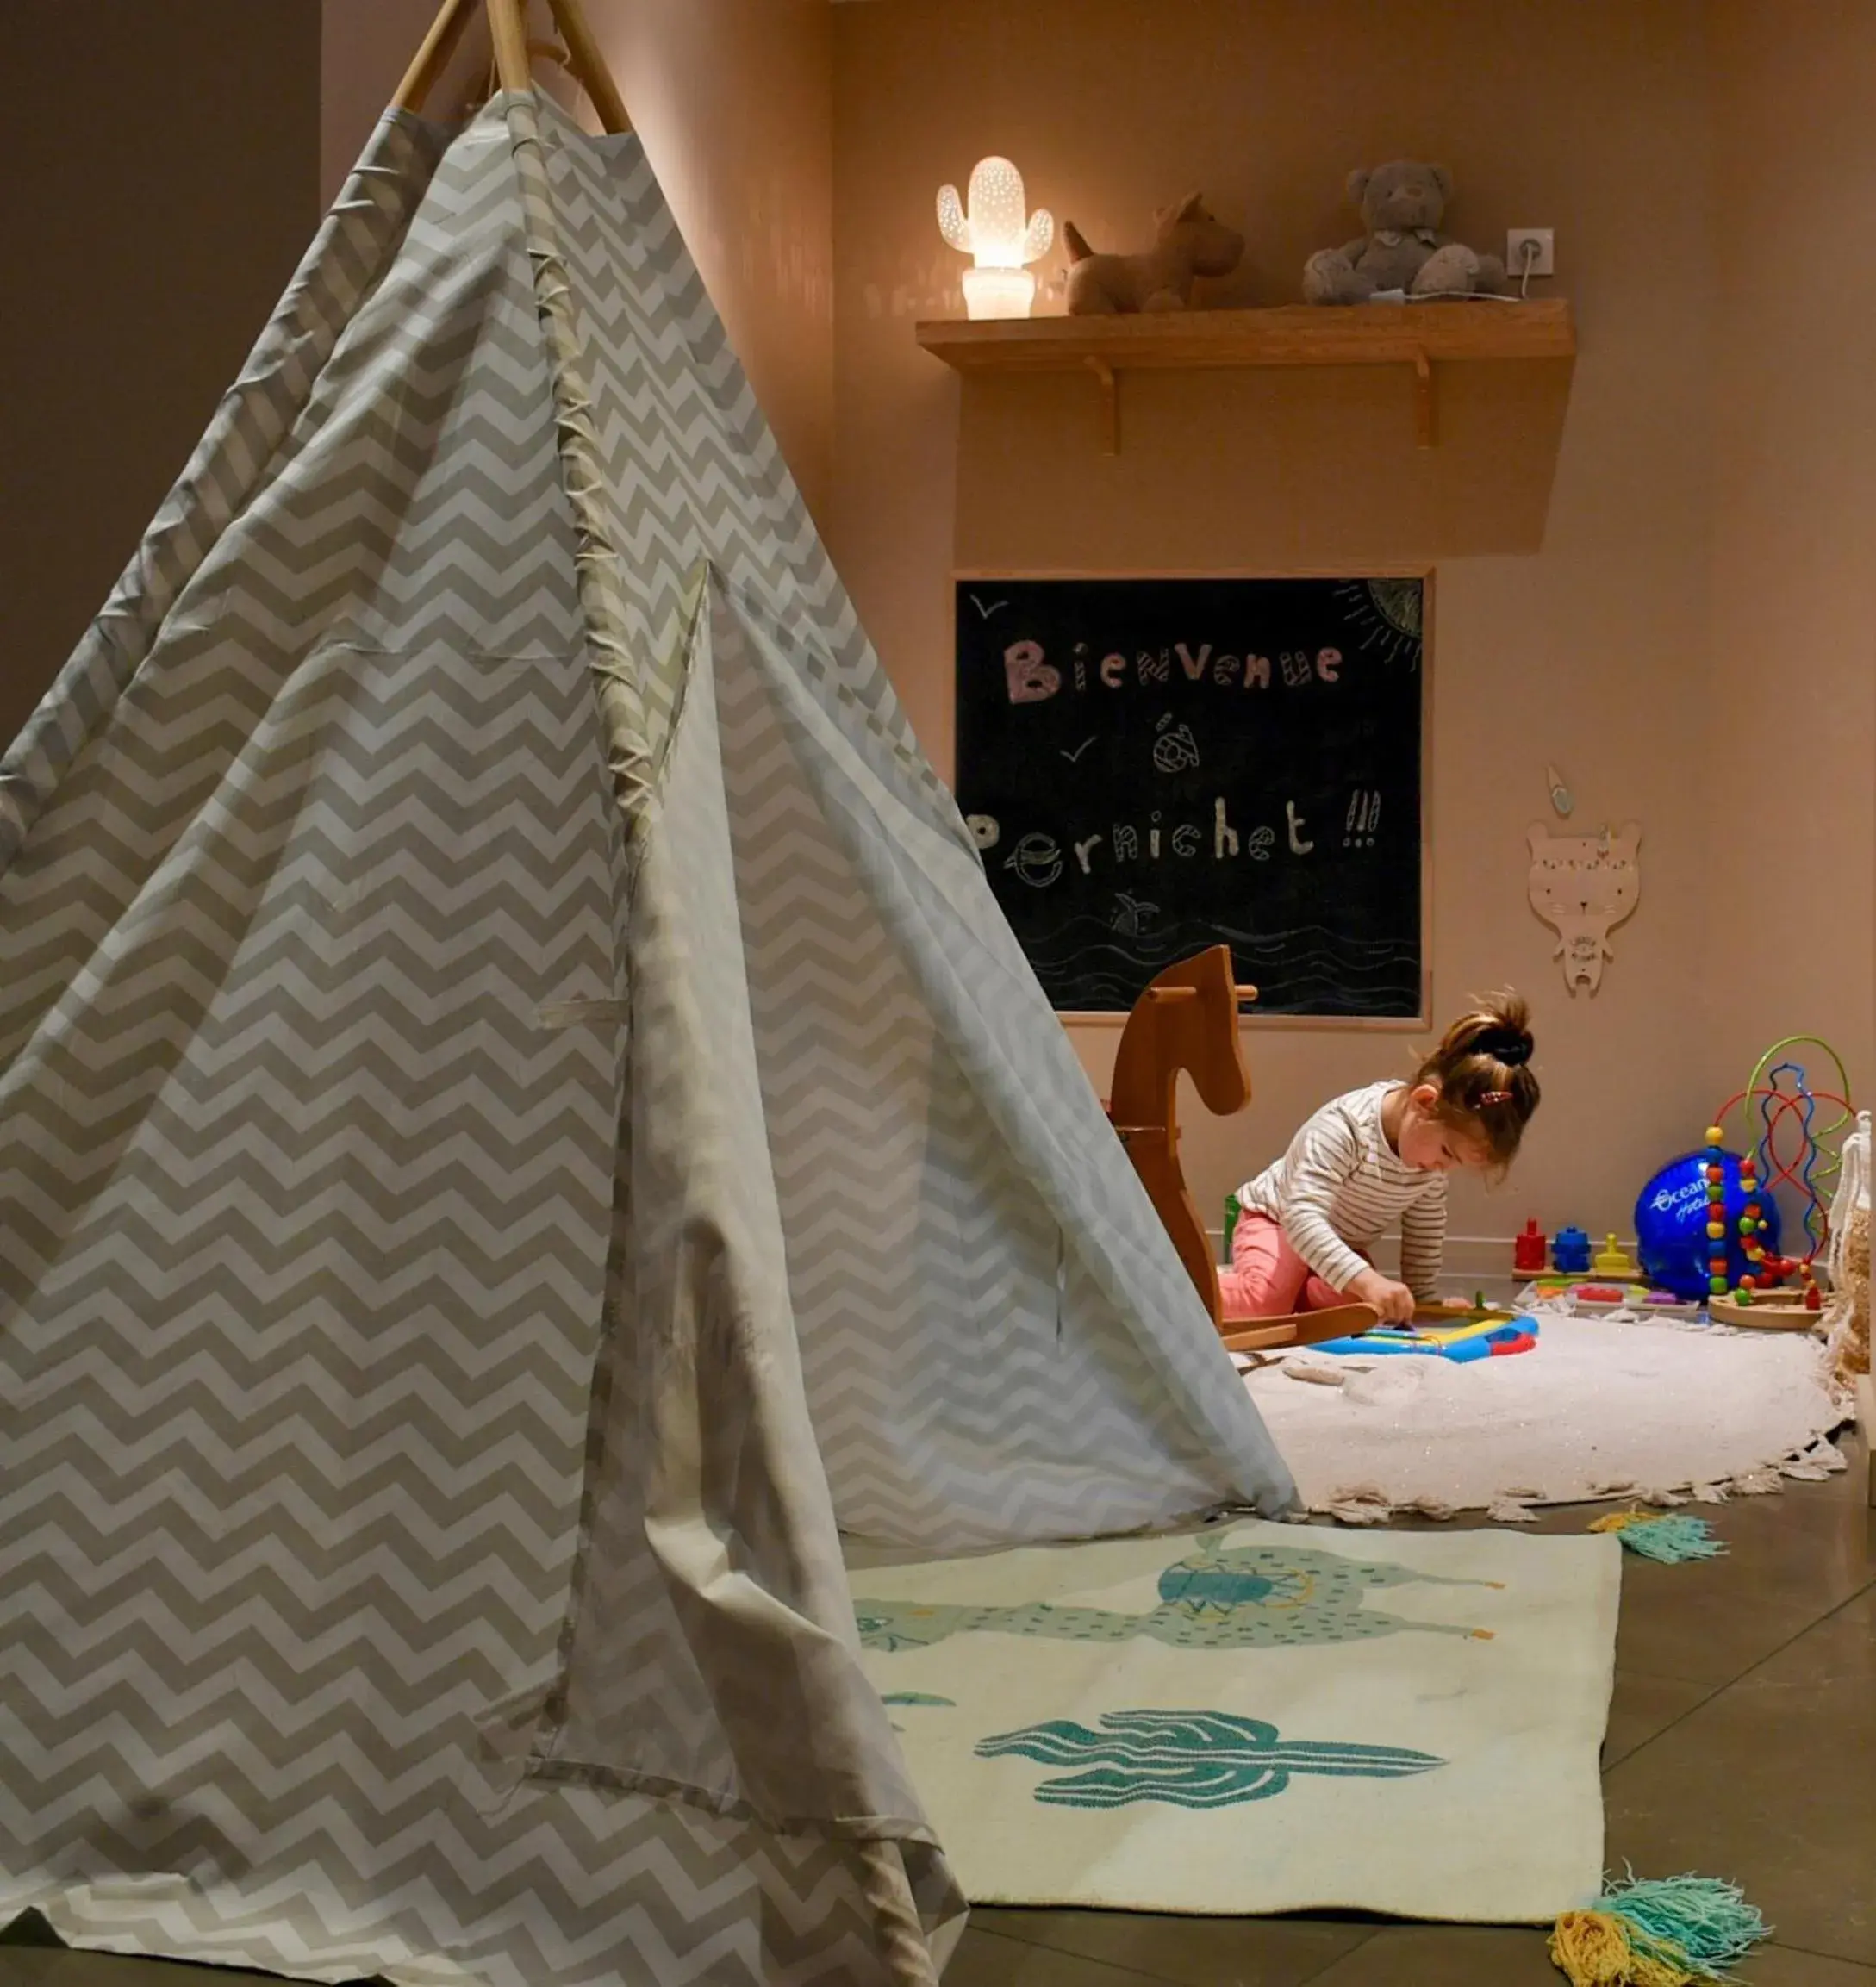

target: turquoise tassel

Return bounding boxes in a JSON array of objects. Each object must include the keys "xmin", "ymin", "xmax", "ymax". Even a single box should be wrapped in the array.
[
  {"xmin": 1590, "ymin": 1510, "xmax": 1726, "ymax": 1564},
  {"xmin": 1552, "ymin": 1871, "xmax": 1769, "ymax": 1984},
  {"xmin": 1603, "ymin": 1871, "xmax": 1769, "ymax": 1978}
]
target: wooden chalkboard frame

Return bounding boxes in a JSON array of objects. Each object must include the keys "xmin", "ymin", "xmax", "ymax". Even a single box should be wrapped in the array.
[{"xmin": 951, "ymin": 566, "xmax": 1435, "ymax": 1031}]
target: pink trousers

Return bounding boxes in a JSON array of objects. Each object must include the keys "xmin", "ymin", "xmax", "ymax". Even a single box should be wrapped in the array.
[{"xmin": 1218, "ymin": 1212, "xmax": 1365, "ymax": 1319}]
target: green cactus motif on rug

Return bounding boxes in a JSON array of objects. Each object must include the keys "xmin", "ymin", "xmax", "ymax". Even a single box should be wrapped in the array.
[
  {"xmin": 974, "ymin": 1708, "xmax": 1445, "ymax": 1809},
  {"xmin": 854, "ymin": 1535, "xmax": 1502, "ymax": 1654}
]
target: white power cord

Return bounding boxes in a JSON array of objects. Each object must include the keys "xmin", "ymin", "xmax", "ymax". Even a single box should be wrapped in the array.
[{"xmin": 1518, "ymin": 236, "xmax": 1541, "ymax": 300}]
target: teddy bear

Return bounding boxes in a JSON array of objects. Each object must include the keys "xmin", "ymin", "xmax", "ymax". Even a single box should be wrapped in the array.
[
  {"xmin": 1063, "ymin": 194, "xmax": 1244, "ymax": 314},
  {"xmin": 1302, "ymin": 161, "xmax": 1506, "ymax": 304}
]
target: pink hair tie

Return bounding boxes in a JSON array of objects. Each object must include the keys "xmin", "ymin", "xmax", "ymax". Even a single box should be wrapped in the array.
[{"xmin": 1479, "ymin": 1089, "xmax": 1513, "ymax": 1106}]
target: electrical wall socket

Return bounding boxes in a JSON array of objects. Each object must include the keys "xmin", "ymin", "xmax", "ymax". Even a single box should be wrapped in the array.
[{"xmin": 1506, "ymin": 227, "xmax": 1555, "ymax": 277}]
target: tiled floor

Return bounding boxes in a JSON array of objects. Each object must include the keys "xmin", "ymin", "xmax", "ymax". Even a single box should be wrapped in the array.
[{"xmin": 3, "ymin": 1442, "xmax": 1871, "ymax": 1987}]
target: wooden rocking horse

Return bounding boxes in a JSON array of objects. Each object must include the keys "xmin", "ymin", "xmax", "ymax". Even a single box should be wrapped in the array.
[{"xmin": 1103, "ymin": 946, "xmax": 1381, "ymax": 1352}]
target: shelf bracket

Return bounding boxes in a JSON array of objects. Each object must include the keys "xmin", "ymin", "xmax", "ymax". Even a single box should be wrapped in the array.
[
  {"xmin": 1412, "ymin": 347, "xmax": 1437, "ymax": 448},
  {"xmin": 1086, "ymin": 356, "xmax": 1119, "ymax": 455}
]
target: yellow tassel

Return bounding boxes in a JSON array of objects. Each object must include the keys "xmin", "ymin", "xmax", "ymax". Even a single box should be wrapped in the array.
[
  {"xmin": 1549, "ymin": 1910, "xmax": 1698, "ymax": 1986},
  {"xmin": 1549, "ymin": 1911, "xmax": 1636, "ymax": 1984}
]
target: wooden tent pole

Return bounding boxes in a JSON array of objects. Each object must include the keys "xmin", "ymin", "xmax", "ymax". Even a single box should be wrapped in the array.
[
  {"xmin": 392, "ymin": 0, "xmax": 630, "ymax": 131},
  {"xmin": 392, "ymin": 0, "xmax": 479, "ymax": 113},
  {"xmin": 485, "ymin": 0, "xmax": 535, "ymax": 95},
  {"xmin": 544, "ymin": 0, "xmax": 633, "ymax": 133}
]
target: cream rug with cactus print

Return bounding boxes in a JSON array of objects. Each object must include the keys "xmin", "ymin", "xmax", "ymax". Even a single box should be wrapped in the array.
[{"xmin": 849, "ymin": 1521, "xmax": 1618, "ymax": 1922}]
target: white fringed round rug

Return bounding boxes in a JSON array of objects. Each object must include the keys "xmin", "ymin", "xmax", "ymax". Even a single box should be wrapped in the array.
[{"xmin": 1243, "ymin": 1310, "xmax": 1850, "ymax": 1523}]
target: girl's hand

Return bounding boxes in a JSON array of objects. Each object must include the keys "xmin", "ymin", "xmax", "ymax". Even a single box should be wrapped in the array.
[{"xmin": 1349, "ymin": 1268, "xmax": 1417, "ymax": 1323}]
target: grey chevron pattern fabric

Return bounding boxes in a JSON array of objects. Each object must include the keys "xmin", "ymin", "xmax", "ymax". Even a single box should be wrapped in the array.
[{"xmin": 0, "ymin": 88, "xmax": 1291, "ymax": 1987}]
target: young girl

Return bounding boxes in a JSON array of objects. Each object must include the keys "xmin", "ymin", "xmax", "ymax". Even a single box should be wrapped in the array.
[{"xmin": 1220, "ymin": 994, "xmax": 1540, "ymax": 1324}]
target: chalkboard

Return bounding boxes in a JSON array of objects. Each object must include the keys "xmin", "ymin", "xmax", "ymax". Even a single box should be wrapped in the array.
[{"xmin": 953, "ymin": 576, "xmax": 1426, "ymax": 1018}]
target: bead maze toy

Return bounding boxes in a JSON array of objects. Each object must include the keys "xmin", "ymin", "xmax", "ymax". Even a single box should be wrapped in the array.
[{"xmin": 1696, "ymin": 1037, "xmax": 1853, "ymax": 1329}]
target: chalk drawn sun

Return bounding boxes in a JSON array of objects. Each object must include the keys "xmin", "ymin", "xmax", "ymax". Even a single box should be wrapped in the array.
[{"xmin": 1334, "ymin": 579, "xmax": 1424, "ymax": 668}]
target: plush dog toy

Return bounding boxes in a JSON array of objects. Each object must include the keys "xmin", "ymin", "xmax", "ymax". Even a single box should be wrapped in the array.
[
  {"xmin": 1302, "ymin": 161, "xmax": 1506, "ymax": 304},
  {"xmin": 1063, "ymin": 194, "xmax": 1243, "ymax": 314}
]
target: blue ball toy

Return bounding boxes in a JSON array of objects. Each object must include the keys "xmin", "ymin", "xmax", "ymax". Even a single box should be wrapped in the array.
[{"xmin": 1634, "ymin": 1149, "xmax": 1782, "ymax": 1301}]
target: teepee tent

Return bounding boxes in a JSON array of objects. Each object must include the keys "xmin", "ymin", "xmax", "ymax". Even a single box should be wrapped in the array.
[{"xmin": 0, "ymin": 5, "xmax": 1293, "ymax": 1981}]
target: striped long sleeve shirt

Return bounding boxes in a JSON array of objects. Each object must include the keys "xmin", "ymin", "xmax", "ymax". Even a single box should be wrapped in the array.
[{"xmin": 1236, "ymin": 1081, "xmax": 1448, "ymax": 1300}]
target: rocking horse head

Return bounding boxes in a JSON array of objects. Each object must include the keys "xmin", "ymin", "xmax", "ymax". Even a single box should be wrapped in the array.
[{"xmin": 1112, "ymin": 945, "xmax": 1256, "ymax": 1128}]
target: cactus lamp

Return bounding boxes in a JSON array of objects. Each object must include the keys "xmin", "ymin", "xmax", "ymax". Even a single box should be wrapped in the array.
[{"xmin": 937, "ymin": 157, "xmax": 1053, "ymax": 319}]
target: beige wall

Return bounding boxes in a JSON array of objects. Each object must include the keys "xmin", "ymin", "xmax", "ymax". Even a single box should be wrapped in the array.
[
  {"xmin": 831, "ymin": 0, "xmax": 1748, "ymax": 1259},
  {"xmin": 2, "ymin": 2, "xmax": 319, "ymax": 751},
  {"xmin": 1705, "ymin": 1, "xmax": 1876, "ymax": 1113},
  {"xmin": 320, "ymin": 0, "xmax": 473, "ymax": 206},
  {"xmin": 572, "ymin": 2, "xmax": 836, "ymax": 524}
]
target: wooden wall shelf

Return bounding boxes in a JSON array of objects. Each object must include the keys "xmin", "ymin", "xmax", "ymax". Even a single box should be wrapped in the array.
[{"xmin": 916, "ymin": 299, "xmax": 1575, "ymax": 453}]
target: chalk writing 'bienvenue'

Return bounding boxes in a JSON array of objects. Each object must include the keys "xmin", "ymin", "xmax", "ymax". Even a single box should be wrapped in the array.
[{"xmin": 1003, "ymin": 642, "xmax": 1343, "ymax": 702}]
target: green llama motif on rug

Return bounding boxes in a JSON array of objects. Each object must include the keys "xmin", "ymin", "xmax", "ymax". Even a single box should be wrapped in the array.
[
  {"xmin": 855, "ymin": 1536, "xmax": 1501, "ymax": 1652},
  {"xmin": 975, "ymin": 1708, "xmax": 1444, "ymax": 1809}
]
